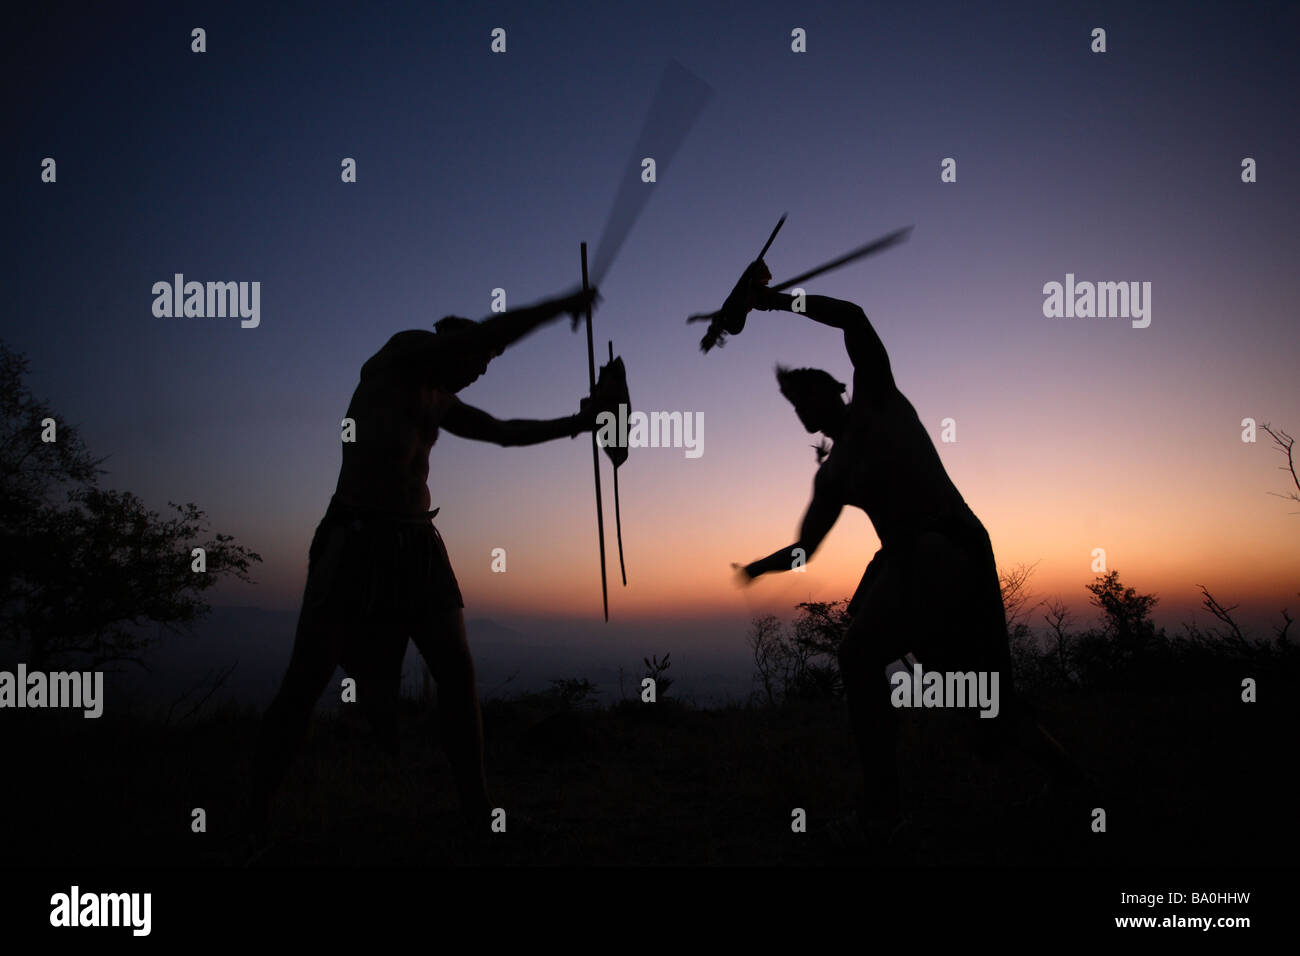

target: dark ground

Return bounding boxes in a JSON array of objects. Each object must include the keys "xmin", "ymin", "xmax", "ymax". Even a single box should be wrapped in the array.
[{"xmin": 3, "ymin": 677, "xmax": 1295, "ymax": 868}]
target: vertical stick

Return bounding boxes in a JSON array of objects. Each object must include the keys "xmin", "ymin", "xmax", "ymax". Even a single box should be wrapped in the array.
[
  {"xmin": 582, "ymin": 243, "xmax": 609, "ymax": 621},
  {"xmin": 610, "ymin": 340, "xmax": 627, "ymax": 587}
]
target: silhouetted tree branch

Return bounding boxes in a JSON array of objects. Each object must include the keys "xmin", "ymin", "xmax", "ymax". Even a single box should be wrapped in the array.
[
  {"xmin": 999, "ymin": 560, "xmax": 1042, "ymax": 636},
  {"xmin": 1260, "ymin": 422, "xmax": 1299, "ymax": 513},
  {"xmin": 0, "ymin": 341, "xmax": 262, "ymax": 669}
]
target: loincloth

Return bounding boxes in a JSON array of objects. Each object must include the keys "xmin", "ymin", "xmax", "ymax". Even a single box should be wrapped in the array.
[
  {"xmin": 303, "ymin": 497, "xmax": 465, "ymax": 632},
  {"xmin": 847, "ymin": 507, "xmax": 1008, "ymax": 663}
]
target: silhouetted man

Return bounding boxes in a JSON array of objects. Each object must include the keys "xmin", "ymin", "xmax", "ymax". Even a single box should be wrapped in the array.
[
  {"xmin": 731, "ymin": 266, "xmax": 1035, "ymax": 833},
  {"xmin": 248, "ymin": 286, "xmax": 613, "ymax": 841}
]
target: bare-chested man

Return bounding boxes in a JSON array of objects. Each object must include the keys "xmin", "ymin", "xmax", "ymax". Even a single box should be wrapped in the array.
[
  {"xmin": 730, "ymin": 265, "xmax": 1071, "ymax": 832},
  {"xmin": 248, "ymin": 286, "xmax": 611, "ymax": 840}
]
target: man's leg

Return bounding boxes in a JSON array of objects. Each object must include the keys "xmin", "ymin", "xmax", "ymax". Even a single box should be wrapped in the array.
[
  {"xmin": 341, "ymin": 625, "xmax": 408, "ymax": 758},
  {"xmin": 410, "ymin": 606, "xmax": 492, "ymax": 832},
  {"xmin": 838, "ymin": 555, "xmax": 913, "ymax": 820},
  {"xmin": 844, "ymin": 529, "xmax": 996, "ymax": 818},
  {"xmin": 904, "ymin": 528, "xmax": 1022, "ymax": 763},
  {"xmin": 912, "ymin": 529, "xmax": 1090, "ymax": 787},
  {"xmin": 246, "ymin": 521, "xmax": 353, "ymax": 835},
  {"xmin": 247, "ymin": 600, "xmax": 347, "ymax": 835}
]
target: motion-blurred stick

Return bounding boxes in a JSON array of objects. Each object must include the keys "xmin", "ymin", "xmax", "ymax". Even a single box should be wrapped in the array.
[
  {"xmin": 771, "ymin": 226, "xmax": 913, "ymax": 292},
  {"xmin": 588, "ymin": 60, "xmax": 712, "ymax": 286}
]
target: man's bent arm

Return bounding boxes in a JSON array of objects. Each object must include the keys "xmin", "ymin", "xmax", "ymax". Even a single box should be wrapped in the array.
[{"xmin": 761, "ymin": 292, "xmax": 894, "ymax": 392}]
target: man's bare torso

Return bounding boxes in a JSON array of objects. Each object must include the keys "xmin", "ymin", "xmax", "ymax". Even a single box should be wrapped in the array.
[
  {"xmin": 823, "ymin": 387, "xmax": 968, "ymax": 546},
  {"xmin": 333, "ymin": 333, "xmax": 456, "ymax": 515}
]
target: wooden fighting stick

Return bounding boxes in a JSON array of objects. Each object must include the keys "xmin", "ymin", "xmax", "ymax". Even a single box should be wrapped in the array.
[
  {"xmin": 689, "ymin": 221, "xmax": 914, "ymax": 352},
  {"xmin": 580, "ymin": 242, "xmax": 609, "ymax": 622}
]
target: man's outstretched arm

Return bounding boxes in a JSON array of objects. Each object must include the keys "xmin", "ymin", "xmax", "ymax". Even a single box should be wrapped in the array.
[
  {"xmin": 470, "ymin": 288, "xmax": 597, "ymax": 353},
  {"xmin": 414, "ymin": 288, "xmax": 597, "ymax": 364},
  {"xmin": 739, "ymin": 472, "xmax": 842, "ymax": 579},
  {"xmin": 441, "ymin": 399, "xmax": 594, "ymax": 447},
  {"xmin": 366, "ymin": 288, "xmax": 597, "ymax": 382},
  {"xmin": 759, "ymin": 290, "xmax": 895, "ymax": 394}
]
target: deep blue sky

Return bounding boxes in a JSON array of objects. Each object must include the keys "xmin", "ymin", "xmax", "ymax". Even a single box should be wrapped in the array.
[{"xmin": 6, "ymin": 1, "xmax": 1298, "ymax": 652}]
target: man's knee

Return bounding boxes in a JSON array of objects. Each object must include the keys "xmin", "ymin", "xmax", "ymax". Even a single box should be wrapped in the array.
[
  {"xmin": 415, "ymin": 609, "xmax": 474, "ymax": 680},
  {"xmin": 840, "ymin": 590, "xmax": 911, "ymax": 668},
  {"xmin": 268, "ymin": 656, "xmax": 332, "ymax": 721}
]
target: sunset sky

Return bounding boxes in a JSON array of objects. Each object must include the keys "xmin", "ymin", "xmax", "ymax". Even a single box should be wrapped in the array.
[{"xmin": 7, "ymin": 0, "xmax": 1299, "ymax": 658}]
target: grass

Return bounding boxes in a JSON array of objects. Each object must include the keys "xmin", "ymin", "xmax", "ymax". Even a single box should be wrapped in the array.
[{"xmin": 3, "ymin": 673, "xmax": 1295, "ymax": 868}]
